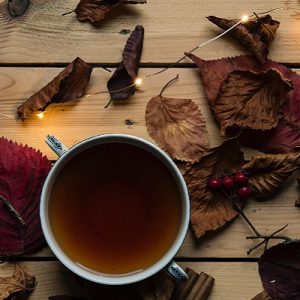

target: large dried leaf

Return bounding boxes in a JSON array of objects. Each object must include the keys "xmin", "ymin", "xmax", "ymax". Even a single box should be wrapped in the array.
[
  {"xmin": 17, "ymin": 57, "xmax": 93, "ymax": 120},
  {"xmin": 146, "ymin": 95, "xmax": 209, "ymax": 162},
  {"xmin": 207, "ymin": 15, "xmax": 279, "ymax": 63},
  {"xmin": 8, "ymin": 0, "xmax": 29, "ymax": 17},
  {"xmin": 184, "ymin": 138, "xmax": 244, "ymax": 238},
  {"xmin": 0, "ymin": 265, "xmax": 36, "ymax": 300},
  {"xmin": 0, "ymin": 138, "xmax": 51, "ymax": 256},
  {"xmin": 75, "ymin": 0, "xmax": 146, "ymax": 24},
  {"xmin": 242, "ymin": 152, "xmax": 300, "ymax": 199},
  {"xmin": 107, "ymin": 25, "xmax": 144, "ymax": 100},
  {"xmin": 259, "ymin": 241, "xmax": 300, "ymax": 300},
  {"xmin": 215, "ymin": 69, "xmax": 292, "ymax": 134},
  {"xmin": 186, "ymin": 53, "xmax": 300, "ymax": 153}
]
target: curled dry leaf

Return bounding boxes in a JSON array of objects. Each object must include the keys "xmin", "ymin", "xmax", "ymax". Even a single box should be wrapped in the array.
[
  {"xmin": 215, "ymin": 69, "xmax": 292, "ymax": 135},
  {"xmin": 75, "ymin": 0, "xmax": 146, "ymax": 24},
  {"xmin": 186, "ymin": 53, "xmax": 300, "ymax": 153},
  {"xmin": 207, "ymin": 15, "xmax": 279, "ymax": 63},
  {"xmin": 0, "ymin": 264, "xmax": 36, "ymax": 300},
  {"xmin": 146, "ymin": 95, "xmax": 209, "ymax": 162},
  {"xmin": 184, "ymin": 138, "xmax": 244, "ymax": 238},
  {"xmin": 0, "ymin": 137, "xmax": 51, "ymax": 256},
  {"xmin": 107, "ymin": 25, "xmax": 144, "ymax": 101},
  {"xmin": 17, "ymin": 57, "xmax": 93, "ymax": 120},
  {"xmin": 259, "ymin": 241, "xmax": 300, "ymax": 300},
  {"xmin": 8, "ymin": 0, "xmax": 29, "ymax": 17},
  {"xmin": 243, "ymin": 152, "xmax": 300, "ymax": 199}
]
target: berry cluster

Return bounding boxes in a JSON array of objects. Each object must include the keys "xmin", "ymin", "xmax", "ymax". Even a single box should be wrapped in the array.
[{"xmin": 208, "ymin": 171, "xmax": 251, "ymax": 199}]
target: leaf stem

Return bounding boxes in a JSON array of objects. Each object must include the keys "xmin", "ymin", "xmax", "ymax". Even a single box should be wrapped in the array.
[
  {"xmin": 0, "ymin": 195, "xmax": 26, "ymax": 226},
  {"xmin": 62, "ymin": 10, "xmax": 75, "ymax": 16},
  {"xmin": 159, "ymin": 74, "xmax": 179, "ymax": 97}
]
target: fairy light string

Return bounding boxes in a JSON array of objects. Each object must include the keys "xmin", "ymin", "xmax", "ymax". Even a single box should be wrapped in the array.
[{"xmin": 1, "ymin": 6, "xmax": 300, "ymax": 119}]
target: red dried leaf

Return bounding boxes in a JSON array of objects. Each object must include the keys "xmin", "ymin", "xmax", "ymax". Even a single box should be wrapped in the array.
[
  {"xmin": 0, "ymin": 265, "xmax": 36, "ymax": 300},
  {"xmin": 107, "ymin": 25, "xmax": 144, "ymax": 101},
  {"xmin": 243, "ymin": 152, "xmax": 300, "ymax": 199},
  {"xmin": 259, "ymin": 241, "xmax": 300, "ymax": 300},
  {"xmin": 215, "ymin": 69, "xmax": 292, "ymax": 134},
  {"xmin": 17, "ymin": 57, "xmax": 93, "ymax": 120},
  {"xmin": 0, "ymin": 137, "xmax": 51, "ymax": 256},
  {"xmin": 146, "ymin": 95, "xmax": 209, "ymax": 162},
  {"xmin": 207, "ymin": 15, "xmax": 279, "ymax": 63},
  {"xmin": 186, "ymin": 53, "xmax": 300, "ymax": 153},
  {"xmin": 184, "ymin": 138, "xmax": 244, "ymax": 238},
  {"xmin": 75, "ymin": 0, "xmax": 146, "ymax": 24}
]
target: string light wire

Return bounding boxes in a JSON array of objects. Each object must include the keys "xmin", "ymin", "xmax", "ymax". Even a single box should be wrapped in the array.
[{"xmin": 1, "ymin": 7, "xmax": 300, "ymax": 119}]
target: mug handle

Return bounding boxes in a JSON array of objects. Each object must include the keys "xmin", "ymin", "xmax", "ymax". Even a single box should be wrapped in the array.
[
  {"xmin": 45, "ymin": 135, "xmax": 68, "ymax": 157},
  {"xmin": 165, "ymin": 260, "xmax": 188, "ymax": 282}
]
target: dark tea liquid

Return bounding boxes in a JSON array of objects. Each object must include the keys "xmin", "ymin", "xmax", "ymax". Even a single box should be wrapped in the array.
[{"xmin": 49, "ymin": 142, "xmax": 182, "ymax": 275}]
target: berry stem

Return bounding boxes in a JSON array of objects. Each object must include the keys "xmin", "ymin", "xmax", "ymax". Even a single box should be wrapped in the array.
[{"xmin": 222, "ymin": 189, "xmax": 293, "ymax": 255}]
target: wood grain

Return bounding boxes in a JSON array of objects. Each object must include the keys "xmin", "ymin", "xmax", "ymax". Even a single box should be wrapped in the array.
[
  {"xmin": 0, "ymin": 261, "xmax": 262, "ymax": 300},
  {"xmin": 0, "ymin": 0, "xmax": 300, "ymax": 64},
  {"xmin": 1, "ymin": 67, "xmax": 299, "ymax": 259}
]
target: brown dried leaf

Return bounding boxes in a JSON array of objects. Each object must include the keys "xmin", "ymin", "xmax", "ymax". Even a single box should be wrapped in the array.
[
  {"xmin": 0, "ymin": 265, "xmax": 36, "ymax": 300},
  {"xmin": 146, "ymin": 95, "xmax": 209, "ymax": 162},
  {"xmin": 17, "ymin": 57, "xmax": 93, "ymax": 120},
  {"xmin": 107, "ymin": 25, "xmax": 144, "ymax": 101},
  {"xmin": 207, "ymin": 15, "xmax": 279, "ymax": 63},
  {"xmin": 184, "ymin": 138, "xmax": 244, "ymax": 238},
  {"xmin": 215, "ymin": 69, "xmax": 292, "ymax": 135},
  {"xmin": 243, "ymin": 152, "xmax": 300, "ymax": 199},
  {"xmin": 185, "ymin": 53, "xmax": 300, "ymax": 153},
  {"xmin": 75, "ymin": 0, "xmax": 146, "ymax": 24},
  {"xmin": 8, "ymin": 0, "xmax": 29, "ymax": 17},
  {"xmin": 251, "ymin": 291, "xmax": 271, "ymax": 300}
]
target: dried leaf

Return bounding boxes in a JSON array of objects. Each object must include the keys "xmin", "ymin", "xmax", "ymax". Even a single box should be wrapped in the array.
[
  {"xmin": 107, "ymin": 25, "xmax": 144, "ymax": 101},
  {"xmin": 251, "ymin": 291, "xmax": 271, "ymax": 300},
  {"xmin": 8, "ymin": 0, "xmax": 29, "ymax": 17},
  {"xmin": 146, "ymin": 95, "xmax": 209, "ymax": 162},
  {"xmin": 184, "ymin": 138, "xmax": 244, "ymax": 238},
  {"xmin": 243, "ymin": 152, "xmax": 300, "ymax": 199},
  {"xmin": 0, "ymin": 265, "xmax": 36, "ymax": 300},
  {"xmin": 215, "ymin": 69, "xmax": 292, "ymax": 134},
  {"xmin": 186, "ymin": 53, "xmax": 300, "ymax": 153},
  {"xmin": 0, "ymin": 137, "xmax": 51, "ymax": 256},
  {"xmin": 17, "ymin": 57, "xmax": 93, "ymax": 120},
  {"xmin": 207, "ymin": 15, "xmax": 279, "ymax": 63},
  {"xmin": 75, "ymin": 0, "xmax": 146, "ymax": 24},
  {"xmin": 259, "ymin": 241, "xmax": 300, "ymax": 300},
  {"xmin": 171, "ymin": 268, "xmax": 214, "ymax": 300}
]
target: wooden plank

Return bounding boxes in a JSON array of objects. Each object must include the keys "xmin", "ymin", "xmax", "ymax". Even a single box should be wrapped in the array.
[
  {"xmin": 0, "ymin": 261, "xmax": 262, "ymax": 300},
  {"xmin": 0, "ymin": 67, "xmax": 299, "ymax": 258},
  {"xmin": 0, "ymin": 0, "xmax": 300, "ymax": 64}
]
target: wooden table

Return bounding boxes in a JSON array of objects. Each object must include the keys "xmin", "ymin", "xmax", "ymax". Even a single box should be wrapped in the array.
[{"xmin": 0, "ymin": 0, "xmax": 300, "ymax": 299}]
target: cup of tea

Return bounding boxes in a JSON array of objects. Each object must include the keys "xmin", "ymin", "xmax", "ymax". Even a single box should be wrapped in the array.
[{"xmin": 40, "ymin": 134, "xmax": 190, "ymax": 285}]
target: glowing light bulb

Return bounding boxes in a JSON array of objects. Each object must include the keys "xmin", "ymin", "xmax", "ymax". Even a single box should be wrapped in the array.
[
  {"xmin": 134, "ymin": 77, "xmax": 143, "ymax": 87},
  {"xmin": 36, "ymin": 112, "xmax": 44, "ymax": 119},
  {"xmin": 241, "ymin": 15, "xmax": 249, "ymax": 22}
]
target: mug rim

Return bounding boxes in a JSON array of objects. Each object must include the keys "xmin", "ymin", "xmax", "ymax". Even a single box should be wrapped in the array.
[{"xmin": 40, "ymin": 134, "xmax": 190, "ymax": 285}]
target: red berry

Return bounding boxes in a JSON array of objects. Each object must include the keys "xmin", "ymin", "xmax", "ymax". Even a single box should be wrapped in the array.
[
  {"xmin": 208, "ymin": 178, "xmax": 221, "ymax": 190},
  {"xmin": 238, "ymin": 186, "xmax": 251, "ymax": 199},
  {"xmin": 222, "ymin": 176, "xmax": 234, "ymax": 190},
  {"xmin": 234, "ymin": 172, "xmax": 248, "ymax": 185}
]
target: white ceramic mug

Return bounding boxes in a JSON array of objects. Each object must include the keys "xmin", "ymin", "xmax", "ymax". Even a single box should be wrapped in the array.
[{"xmin": 40, "ymin": 134, "xmax": 190, "ymax": 285}]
